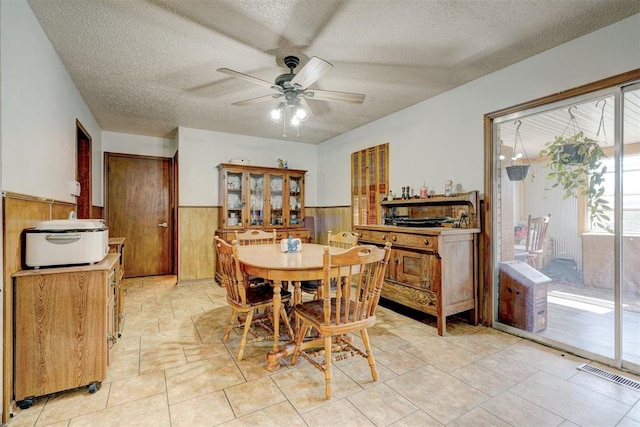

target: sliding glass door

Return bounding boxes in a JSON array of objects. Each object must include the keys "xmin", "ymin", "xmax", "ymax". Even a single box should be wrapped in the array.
[
  {"xmin": 622, "ymin": 83, "xmax": 640, "ymax": 367},
  {"xmin": 491, "ymin": 79, "xmax": 640, "ymax": 373}
]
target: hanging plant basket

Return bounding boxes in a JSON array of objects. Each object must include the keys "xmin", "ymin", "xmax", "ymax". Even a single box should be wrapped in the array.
[
  {"xmin": 539, "ymin": 130, "xmax": 611, "ymax": 231},
  {"xmin": 506, "ymin": 165, "xmax": 530, "ymax": 181},
  {"xmin": 560, "ymin": 143, "xmax": 585, "ymax": 164},
  {"xmin": 504, "ymin": 119, "xmax": 533, "ymax": 182}
]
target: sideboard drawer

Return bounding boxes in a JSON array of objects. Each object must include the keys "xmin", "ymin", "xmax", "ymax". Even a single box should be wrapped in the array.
[
  {"xmin": 358, "ymin": 229, "xmax": 391, "ymax": 244},
  {"xmin": 390, "ymin": 232, "xmax": 437, "ymax": 251}
]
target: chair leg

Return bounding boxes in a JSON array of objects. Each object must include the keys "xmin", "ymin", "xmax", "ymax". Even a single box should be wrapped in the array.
[
  {"xmin": 237, "ymin": 309, "xmax": 254, "ymax": 361},
  {"xmin": 290, "ymin": 321, "xmax": 309, "ymax": 366},
  {"xmin": 279, "ymin": 303, "xmax": 295, "ymax": 341},
  {"xmin": 360, "ymin": 329, "xmax": 378, "ymax": 382},
  {"xmin": 222, "ymin": 308, "xmax": 237, "ymax": 343},
  {"xmin": 324, "ymin": 335, "xmax": 333, "ymax": 399}
]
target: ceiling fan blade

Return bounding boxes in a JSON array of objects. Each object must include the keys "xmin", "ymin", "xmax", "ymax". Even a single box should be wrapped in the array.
[
  {"xmin": 306, "ymin": 89, "xmax": 365, "ymax": 104},
  {"xmin": 232, "ymin": 93, "xmax": 282, "ymax": 106},
  {"xmin": 298, "ymin": 97, "xmax": 313, "ymax": 117},
  {"xmin": 290, "ymin": 56, "xmax": 333, "ymax": 89},
  {"xmin": 217, "ymin": 68, "xmax": 275, "ymax": 88}
]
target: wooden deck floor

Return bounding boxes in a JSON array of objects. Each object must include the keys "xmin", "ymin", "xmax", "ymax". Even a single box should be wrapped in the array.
[{"xmin": 538, "ymin": 282, "xmax": 640, "ymax": 365}]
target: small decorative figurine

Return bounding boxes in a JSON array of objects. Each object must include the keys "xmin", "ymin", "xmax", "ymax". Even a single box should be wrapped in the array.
[
  {"xmin": 420, "ymin": 183, "xmax": 428, "ymax": 198},
  {"xmin": 287, "ymin": 235, "xmax": 300, "ymax": 253}
]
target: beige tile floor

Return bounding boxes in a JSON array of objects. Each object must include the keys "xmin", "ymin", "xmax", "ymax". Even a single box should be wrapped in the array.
[{"xmin": 8, "ymin": 275, "xmax": 640, "ymax": 427}]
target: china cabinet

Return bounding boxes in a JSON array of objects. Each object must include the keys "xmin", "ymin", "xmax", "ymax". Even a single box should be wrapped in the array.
[
  {"xmin": 216, "ymin": 163, "xmax": 309, "ymax": 279},
  {"xmin": 217, "ymin": 163, "xmax": 306, "ymax": 230}
]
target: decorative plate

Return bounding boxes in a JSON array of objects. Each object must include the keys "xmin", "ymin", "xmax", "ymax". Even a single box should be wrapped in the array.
[
  {"xmin": 251, "ymin": 176, "xmax": 263, "ymax": 190},
  {"xmin": 228, "ymin": 175, "xmax": 241, "ymax": 189},
  {"xmin": 290, "ymin": 196, "xmax": 298, "ymax": 208},
  {"xmin": 228, "ymin": 194, "xmax": 241, "ymax": 209},
  {"xmin": 270, "ymin": 195, "xmax": 282, "ymax": 209},
  {"xmin": 251, "ymin": 195, "xmax": 263, "ymax": 209},
  {"xmin": 271, "ymin": 178, "xmax": 283, "ymax": 192}
]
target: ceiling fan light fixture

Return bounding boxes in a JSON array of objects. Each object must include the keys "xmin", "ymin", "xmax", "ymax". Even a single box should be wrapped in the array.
[
  {"xmin": 269, "ymin": 106, "xmax": 283, "ymax": 122},
  {"xmin": 290, "ymin": 115, "xmax": 301, "ymax": 127},
  {"xmin": 294, "ymin": 107, "xmax": 308, "ymax": 121}
]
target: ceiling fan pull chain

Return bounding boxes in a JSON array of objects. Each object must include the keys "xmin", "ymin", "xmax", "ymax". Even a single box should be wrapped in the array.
[{"xmin": 282, "ymin": 108, "xmax": 287, "ymax": 138}]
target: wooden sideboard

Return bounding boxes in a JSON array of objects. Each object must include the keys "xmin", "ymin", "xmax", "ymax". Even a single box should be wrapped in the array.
[
  {"xmin": 355, "ymin": 191, "xmax": 481, "ymax": 335},
  {"xmin": 356, "ymin": 226, "xmax": 479, "ymax": 335},
  {"xmin": 13, "ymin": 254, "xmax": 122, "ymax": 406}
]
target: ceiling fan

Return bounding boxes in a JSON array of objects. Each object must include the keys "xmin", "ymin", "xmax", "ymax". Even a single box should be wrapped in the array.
[{"xmin": 217, "ymin": 55, "xmax": 366, "ymax": 114}]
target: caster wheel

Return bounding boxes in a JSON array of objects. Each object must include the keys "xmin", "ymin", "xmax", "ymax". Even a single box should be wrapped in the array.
[
  {"xmin": 17, "ymin": 398, "xmax": 34, "ymax": 409},
  {"xmin": 87, "ymin": 382, "xmax": 100, "ymax": 394}
]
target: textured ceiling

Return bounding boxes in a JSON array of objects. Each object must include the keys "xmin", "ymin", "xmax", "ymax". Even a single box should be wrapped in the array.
[{"xmin": 27, "ymin": 0, "xmax": 640, "ymax": 145}]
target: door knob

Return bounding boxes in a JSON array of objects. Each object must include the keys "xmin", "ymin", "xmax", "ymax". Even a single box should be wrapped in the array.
[{"xmin": 157, "ymin": 222, "xmax": 168, "ymax": 228}]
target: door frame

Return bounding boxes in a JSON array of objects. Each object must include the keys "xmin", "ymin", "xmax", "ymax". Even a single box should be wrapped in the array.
[
  {"xmin": 483, "ymin": 69, "xmax": 640, "ymax": 372},
  {"xmin": 104, "ymin": 152, "xmax": 176, "ymax": 276},
  {"xmin": 75, "ymin": 120, "xmax": 92, "ymax": 219}
]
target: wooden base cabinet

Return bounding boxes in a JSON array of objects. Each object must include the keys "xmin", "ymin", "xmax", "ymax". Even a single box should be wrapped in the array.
[
  {"xmin": 356, "ymin": 226, "xmax": 479, "ymax": 335},
  {"xmin": 13, "ymin": 254, "xmax": 121, "ymax": 403},
  {"xmin": 108, "ymin": 237, "xmax": 126, "ymax": 334}
]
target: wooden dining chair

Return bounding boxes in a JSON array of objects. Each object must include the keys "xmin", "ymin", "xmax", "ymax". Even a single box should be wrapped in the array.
[
  {"xmin": 300, "ymin": 231, "xmax": 359, "ymax": 298},
  {"xmin": 234, "ymin": 229, "xmax": 277, "ymax": 245},
  {"xmin": 214, "ymin": 237, "xmax": 294, "ymax": 361},
  {"xmin": 234, "ymin": 229, "xmax": 277, "ymax": 285},
  {"xmin": 291, "ymin": 242, "xmax": 392, "ymax": 399}
]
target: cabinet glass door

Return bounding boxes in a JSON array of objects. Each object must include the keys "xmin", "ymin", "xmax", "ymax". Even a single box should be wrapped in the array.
[
  {"xmin": 269, "ymin": 173, "xmax": 284, "ymax": 227},
  {"xmin": 225, "ymin": 171, "xmax": 244, "ymax": 228},
  {"xmin": 249, "ymin": 172, "xmax": 265, "ymax": 227},
  {"xmin": 288, "ymin": 175, "xmax": 303, "ymax": 226}
]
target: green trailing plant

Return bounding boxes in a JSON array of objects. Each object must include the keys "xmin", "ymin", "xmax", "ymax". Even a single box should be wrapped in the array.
[{"xmin": 539, "ymin": 131, "xmax": 612, "ymax": 231}]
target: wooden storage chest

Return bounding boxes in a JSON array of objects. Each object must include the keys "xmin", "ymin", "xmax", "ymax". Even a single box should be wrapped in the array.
[{"xmin": 498, "ymin": 260, "xmax": 551, "ymax": 332}]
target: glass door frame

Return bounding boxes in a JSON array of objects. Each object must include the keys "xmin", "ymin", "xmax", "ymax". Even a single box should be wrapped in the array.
[{"xmin": 483, "ymin": 69, "xmax": 640, "ymax": 374}]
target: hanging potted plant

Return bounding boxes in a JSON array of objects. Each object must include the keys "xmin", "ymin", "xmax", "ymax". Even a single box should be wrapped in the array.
[
  {"xmin": 539, "ymin": 105, "xmax": 611, "ymax": 231},
  {"xmin": 505, "ymin": 120, "xmax": 531, "ymax": 181}
]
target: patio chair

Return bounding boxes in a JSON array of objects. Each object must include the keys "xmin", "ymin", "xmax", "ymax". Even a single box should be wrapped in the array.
[{"xmin": 515, "ymin": 214, "xmax": 551, "ymax": 268}]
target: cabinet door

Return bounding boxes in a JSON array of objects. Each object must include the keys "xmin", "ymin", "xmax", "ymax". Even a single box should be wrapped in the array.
[
  {"xmin": 268, "ymin": 172, "xmax": 285, "ymax": 227},
  {"xmin": 287, "ymin": 173, "xmax": 304, "ymax": 227},
  {"xmin": 248, "ymin": 171, "xmax": 266, "ymax": 227},
  {"xmin": 222, "ymin": 169, "xmax": 245, "ymax": 228},
  {"xmin": 107, "ymin": 268, "xmax": 117, "ymax": 363},
  {"xmin": 390, "ymin": 247, "xmax": 433, "ymax": 290}
]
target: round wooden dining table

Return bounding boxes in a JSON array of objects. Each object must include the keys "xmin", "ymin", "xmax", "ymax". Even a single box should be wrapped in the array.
[{"xmin": 235, "ymin": 243, "xmax": 344, "ymax": 370}]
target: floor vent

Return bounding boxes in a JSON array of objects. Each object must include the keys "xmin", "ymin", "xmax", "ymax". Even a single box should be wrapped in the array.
[{"xmin": 578, "ymin": 364, "xmax": 640, "ymax": 390}]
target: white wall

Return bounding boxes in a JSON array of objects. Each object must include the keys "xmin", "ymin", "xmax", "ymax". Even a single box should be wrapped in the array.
[
  {"xmin": 103, "ymin": 132, "xmax": 176, "ymax": 158},
  {"xmin": 1, "ymin": 0, "xmax": 103, "ymax": 206},
  {"xmin": 176, "ymin": 127, "xmax": 318, "ymax": 207},
  {"xmin": 317, "ymin": 13, "xmax": 640, "ymax": 206}
]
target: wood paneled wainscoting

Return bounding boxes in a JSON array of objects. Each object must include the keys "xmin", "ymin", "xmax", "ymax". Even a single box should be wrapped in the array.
[
  {"xmin": 176, "ymin": 206, "xmax": 353, "ymax": 284},
  {"xmin": 177, "ymin": 206, "xmax": 218, "ymax": 283},
  {"xmin": 310, "ymin": 206, "xmax": 352, "ymax": 244},
  {"xmin": 1, "ymin": 192, "xmax": 80, "ymax": 423}
]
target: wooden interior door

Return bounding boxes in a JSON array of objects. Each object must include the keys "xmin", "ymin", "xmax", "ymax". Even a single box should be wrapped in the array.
[
  {"xmin": 76, "ymin": 120, "xmax": 92, "ymax": 219},
  {"xmin": 105, "ymin": 153, "xmax": 173, "ymax": 277}
]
